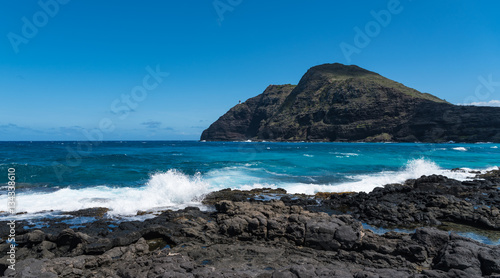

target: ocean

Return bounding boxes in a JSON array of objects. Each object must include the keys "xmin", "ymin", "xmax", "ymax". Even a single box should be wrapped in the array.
[{"xmin": 1, "ymin": 141, "xmax": 498, "ymax": 219}]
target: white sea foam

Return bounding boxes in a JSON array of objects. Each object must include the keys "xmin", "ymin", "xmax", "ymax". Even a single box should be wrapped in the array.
[
  {"xmin": 0, "ymin": 170, "xmax": 211, "ymax": 217},
  {"xmin": 492, "ymin": 146, "xmax": 498, "ymax": 149},
  {"xmin": 280, "ymin": 159, "xmax": 497, "ymax": 194},
  {"xmin": 2, "ymin": 161, "xmax": 497, "ymax": 218},
  {"xmin": 203, "ymin": 158, "xmax": 491, "ymax": 195},
  {"xmin": 329, "ymin": 152, "xmax": 360, "ymax": 157},
  {"xmin": 282, "ymin": 158, "xmax": 440, "ymax": 193},
  {"xmin": 453, "ymin": 147, "xmax": 468, "ymax": 151}
]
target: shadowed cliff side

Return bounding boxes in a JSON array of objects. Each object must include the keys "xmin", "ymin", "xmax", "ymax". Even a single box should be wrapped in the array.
[
  {"xmin": 201, "ymin": 63, "xmax": 500, "ymax": 142},
  {"xmin": 201, "ymin": 84, "xmax": 296, "ymax": 141}
]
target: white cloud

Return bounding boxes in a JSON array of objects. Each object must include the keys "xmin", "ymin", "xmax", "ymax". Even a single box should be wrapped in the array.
[{"xmin": 461, "ymin": 100, "xmax": 500, "ymax": 107}]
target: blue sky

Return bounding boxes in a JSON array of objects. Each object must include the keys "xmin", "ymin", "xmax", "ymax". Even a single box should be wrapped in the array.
[{"xmin": 1, "ymin": 0, "xmax": 500, "ymax": 140}]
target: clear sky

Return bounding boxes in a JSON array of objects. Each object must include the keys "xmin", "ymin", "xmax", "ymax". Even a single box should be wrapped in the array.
[{"xmin": 1, "ymin": 0, "xmax": 500, "ymax": 140}]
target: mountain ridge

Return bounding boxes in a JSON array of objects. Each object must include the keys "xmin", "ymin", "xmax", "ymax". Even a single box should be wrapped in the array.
[{"xmin": 201, "ymin": 63, "xmax": 500, "ymax": 142}]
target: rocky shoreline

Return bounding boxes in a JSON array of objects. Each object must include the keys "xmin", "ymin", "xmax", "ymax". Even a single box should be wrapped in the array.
[{"xmin": 1, "ymin": 170, "xmax": 499, "ymax": 277}]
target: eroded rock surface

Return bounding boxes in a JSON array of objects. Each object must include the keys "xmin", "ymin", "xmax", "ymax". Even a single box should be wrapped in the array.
[
  {"xmin": 322, "ymin": 174, "xmax": 500, "ymax": 230},
  {"xmin": 1, "ymin": 172, "xmax": 500, "ymax": 277},
  {"xmin": 1, "ymin": 198, "xmax": 499, "ymax": 277}
]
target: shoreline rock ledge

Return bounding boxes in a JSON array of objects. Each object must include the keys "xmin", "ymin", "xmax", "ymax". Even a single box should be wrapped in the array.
[
  {"xmin": 2, "ymin": 200, "xmax": 500, "ymax": 277},
  {"xmin": 1, "ymin": 171, "xmax": 499, "ymax": 277},
  {"xmin": 201, "ymin": 63, "xmax": 500, "ymax": 142}
]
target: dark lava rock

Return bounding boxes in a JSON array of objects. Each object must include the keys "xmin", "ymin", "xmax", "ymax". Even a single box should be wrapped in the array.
[
  {"xmin": 1, "ymin": 174, "xmax": 499, "ymax": 277},
  {"xmin": 202, "ymin": 188, "xmax": 288, "ymax": 205},
  {"xmin": 64, "ymin": 207, "xmax": 110, "ymax": 218},
  {"xmin": 323, "ymin": 174, "xmax": 500, "ymax": 230},
  {"xmin": 1, "ymin": 198, "xmax": 499, "ymax": 277},
  {"xmin": 201, "ymin": 63, "xmax": 500, "ymax": 142},
  {"xmin": 478, "ymin": 169, "xmax": 500, "ymax": 184}
]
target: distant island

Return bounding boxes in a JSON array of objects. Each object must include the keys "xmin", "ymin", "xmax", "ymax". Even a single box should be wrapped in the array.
[{"xmin": 201, "ymin": 63, "xmax": 500, "ymax": 142}]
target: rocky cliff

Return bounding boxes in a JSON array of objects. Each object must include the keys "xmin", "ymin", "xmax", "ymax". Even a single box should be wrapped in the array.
[{"xmin": 201, "ymin": 63, "xmax": 500, "ymax": 142}]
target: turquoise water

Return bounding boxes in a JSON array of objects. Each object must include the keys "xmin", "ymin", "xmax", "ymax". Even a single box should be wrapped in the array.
[{"xmin": 0, "ymin": 141, "xmax": 498, "ymax": 216}]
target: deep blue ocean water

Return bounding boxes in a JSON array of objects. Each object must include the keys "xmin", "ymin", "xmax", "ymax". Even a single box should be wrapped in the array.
[{"xmin": 0, "ymin": 141, "xmax": 499, "ymax": 243}]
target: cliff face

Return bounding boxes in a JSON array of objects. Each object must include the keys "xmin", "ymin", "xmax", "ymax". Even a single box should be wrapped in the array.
[
  {"xmin": 200, "ymin": 84, "xmax": 296, "ymax": 141},
  {"xmin": 201, "ymin": 63, "xmax": 500, "ymax": 142}
]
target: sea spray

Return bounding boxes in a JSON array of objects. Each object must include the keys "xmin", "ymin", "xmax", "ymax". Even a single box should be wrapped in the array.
[
  {"xmin": 0, "ymin": 170, "xmax": 210, "ymax": 217},
  {"xmin": 1, "ymin": 141, "xmax": 499, "ymax": 219},
  {"xmin": 282, "ymin": 158, "xmax": 484, "ymax": 194}
]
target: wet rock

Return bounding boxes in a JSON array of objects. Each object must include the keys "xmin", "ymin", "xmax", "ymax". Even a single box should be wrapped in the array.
[
  {"xmin": 203, "ymin": 188, "xmax": 288, "ymax": 205},
  {"xmin": 1, "ymin": 182, "xmax": 499, "ymax": 277},
  {"xmin": 323, "ymin": 175, "xmax": 500, "ymax": 230},
  {"xmin": 64, "ymin": 207, "xmax": 110, "ymax": 218}
]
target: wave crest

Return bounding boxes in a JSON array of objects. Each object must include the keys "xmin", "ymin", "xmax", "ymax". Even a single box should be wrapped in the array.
[{"xmin": 1, "ymin": 170, "xmax": 210, "ymax": 217}]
